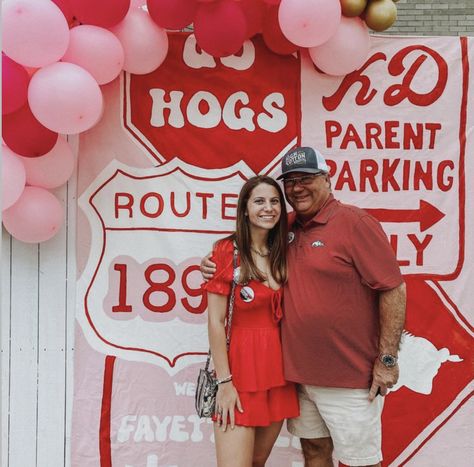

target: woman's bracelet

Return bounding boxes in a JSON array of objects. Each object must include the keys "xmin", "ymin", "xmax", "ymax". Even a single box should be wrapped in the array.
[{"xmin": 216, "ymin": 374, "xmax": 232, "ymax": 385}]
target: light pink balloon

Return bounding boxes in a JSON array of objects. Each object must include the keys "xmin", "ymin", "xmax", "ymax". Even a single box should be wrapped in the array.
[
  {"xmin": 62, "ymin": 25, "xmax": 125, "ymax": 85},
  {"xmin": 2, "ymin": 0, "xmax": 70, "ymax": 68},
  {"xmin": 2, "ymin": 146, "xmax": 26, "ymax": 211},
  {"xmin": 278, "ymin": 0, "xmax": 341, "ymax": 48},
  {"xmin": 110, "ymin": 8, "xmax": 169, "ymax": 75},
  {"xmin": 28, "ymin": 62, "xmax": 104, "ymax": 134},
  {"xmin": 309, "ymin": 16, "xmax": 370, "ymax": 76},
  {"xmin": 20, "ymin": 136, "xmax": 75, "ymax": 189},
  {"xmin": 2, "ymin": 186, "xmax": 64, "ymax": 243}
]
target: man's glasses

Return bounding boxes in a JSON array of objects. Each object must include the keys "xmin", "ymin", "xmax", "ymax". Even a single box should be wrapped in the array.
[{"xmin": 282, "ymin": 173, "xmax": 324, "ymax": 189}]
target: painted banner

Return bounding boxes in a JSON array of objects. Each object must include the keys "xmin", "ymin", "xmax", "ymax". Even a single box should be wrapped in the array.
[{"xmin": 72, "ymin": 33, "xmax": 474, "ymax": 467}]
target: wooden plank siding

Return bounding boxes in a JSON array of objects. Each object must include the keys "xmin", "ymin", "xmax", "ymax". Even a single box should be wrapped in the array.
[{"xmin": 1, "ymin": 169, "xmax": 77, "ymax": 467}]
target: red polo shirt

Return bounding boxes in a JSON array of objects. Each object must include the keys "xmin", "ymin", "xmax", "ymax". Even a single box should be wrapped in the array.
[{"xmin": 281, "ymin": 195, "xmax": 403, "ymax": 388}]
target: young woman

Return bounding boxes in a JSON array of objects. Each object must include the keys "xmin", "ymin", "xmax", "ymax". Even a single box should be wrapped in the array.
[{"xmin": 202, "ymin": 176, "xmax": 299, "ymax": 467}]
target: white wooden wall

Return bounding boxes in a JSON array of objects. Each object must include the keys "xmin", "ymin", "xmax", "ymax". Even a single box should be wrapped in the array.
[{"xmin": 1, "ymin": 168, "xmax": 77, "ymax": 467}]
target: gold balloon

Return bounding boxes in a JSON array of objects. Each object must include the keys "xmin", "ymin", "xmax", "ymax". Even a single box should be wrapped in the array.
[
  {"xmin": 340, "ymin": 0, "xmax": 367, "ymax": 17},
  {"xmin": 365, "ymin": 0, "xmax": 397, "ymax": 32}
]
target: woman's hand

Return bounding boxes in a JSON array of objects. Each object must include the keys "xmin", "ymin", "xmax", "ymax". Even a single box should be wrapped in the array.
[{"xmin": 215, "ymin": 382, "xmax": 243, "ymax": 431}]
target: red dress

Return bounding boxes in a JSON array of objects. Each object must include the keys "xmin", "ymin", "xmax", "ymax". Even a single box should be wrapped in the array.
[{"xmin": 202, "ymin": 239, "xmax": 299, "ymax": 427}]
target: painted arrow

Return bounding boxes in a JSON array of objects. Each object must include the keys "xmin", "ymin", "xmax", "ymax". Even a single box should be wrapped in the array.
[{"xmin": 365, "ymin": 200, "xmax": 445, "ymax": 232}]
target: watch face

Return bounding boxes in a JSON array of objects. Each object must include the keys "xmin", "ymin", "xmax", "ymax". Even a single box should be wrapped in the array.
[{"xmin": 381, "ymin": 354, "xmax": 397, "ymax": 367}]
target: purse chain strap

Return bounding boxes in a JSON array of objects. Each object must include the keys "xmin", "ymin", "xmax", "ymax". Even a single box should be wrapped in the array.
[{"xmin": 204, "ymin": 243, "xmax": 238, "ymax": 371}]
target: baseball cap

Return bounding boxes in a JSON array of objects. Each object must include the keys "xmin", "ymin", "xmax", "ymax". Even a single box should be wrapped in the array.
[{"xmin": 277, "ymin": 146, "xmax": 329, "ymax": 179}]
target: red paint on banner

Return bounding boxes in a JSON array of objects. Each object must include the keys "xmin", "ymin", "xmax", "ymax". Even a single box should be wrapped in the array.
[
  {"xmin": 381, "ymin": 278, "xmax": 473, "ymax": 466},
  {"xmin": 99, "ymin": 356, "xmax": 116, "ymax": 467},
  {"xmin": 323, "ymin": 45, "xmax": 448, "ymax": 112},
  {"xmin": 124, "ymin": 33, "xmax": 300, "ymax": 173},
  {"xmin": 366, "ymin": 200, "xmax": 445, "ymax": 232}
]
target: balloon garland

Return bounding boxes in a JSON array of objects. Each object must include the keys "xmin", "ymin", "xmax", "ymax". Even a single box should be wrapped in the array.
[{"xmin": 1, "ymin": 0, "xmax": 399, "ymax": 243}]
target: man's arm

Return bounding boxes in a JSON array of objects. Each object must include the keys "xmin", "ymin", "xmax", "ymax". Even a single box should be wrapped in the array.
[
  {"xmin": 200, "ymin": 252, "xmax": 217, "ymax": 280},
  {"xmin": 369, "ymin": 282, "xmax": 406, "ymax": 401}
]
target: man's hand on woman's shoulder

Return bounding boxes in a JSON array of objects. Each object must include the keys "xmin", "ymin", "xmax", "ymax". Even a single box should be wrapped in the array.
[{"xmin": 200, "ymin": 252, "xmax": 216, "ymax": 281}]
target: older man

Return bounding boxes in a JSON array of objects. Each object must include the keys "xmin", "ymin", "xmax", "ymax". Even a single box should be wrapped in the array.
[{"xmin": 203, "ymin": 147, "xmax": 406, "ymax": 467}]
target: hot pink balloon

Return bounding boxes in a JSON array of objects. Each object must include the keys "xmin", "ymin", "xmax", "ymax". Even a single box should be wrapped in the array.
[
  {"xmin": 28, "ymin": 62, "xmax": 103, "ymax": 134},
  {"xmin": 2, "ymin": 54, "xmax": 30, "ymax": 115},
  {"xmin": 62, "ymin": 26, "xmax": 124, "ymax": 85},
  {"xmin": 309, "ymin": 17, "xmax": 370, "ymax": 76},
  {"xmin": 147, "ymin": 0, "xmax": 198, "ymax": 30},
  {"xmin": 262, "ymin": 5, "xmax": 298, "ymax": 55},
  {"xmin": 278, "ymin": 0, "xmax": 341, "ymax": 48},
  {"xmin": 2, "ymin": 0, "xmax": 70, "ymax": 68},
  {"xmin": 241, "ymin": 0, "xmax": 266, "ymax": 38},
  {"xmin": 194, "ymin": 0, "xmax": 247, "ymax": 57},
  {"xmin": 70, "ymin": 0, "xmax": 130, "ymax": 28},
  {"xmin": 2, "ymin": 103, "xmax": 59, "ymax": 157},
  {"xmin": 20, "ymin": 136, "xmax": 75, "ymax": 189},
  {"xmin": 110, "ymin": 8, "xmax": 169, "ymax": 75},
  {"xmin": 3, "ymin": 186, "xmax": 64, "ymax": 243},
  {"xmin": 2, "ymin": 146, "xmax": 26, "ymax": 211}
]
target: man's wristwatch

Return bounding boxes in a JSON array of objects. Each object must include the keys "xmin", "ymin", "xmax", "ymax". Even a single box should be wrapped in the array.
[{"xmin": 379, "ymin": 353, "xmax": 398, "ymax": 368}]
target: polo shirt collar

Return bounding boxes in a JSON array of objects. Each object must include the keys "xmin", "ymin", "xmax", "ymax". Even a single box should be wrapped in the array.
[{"xmin": 294, "ymin": 194, "xmax": 336, "ymax": 228}]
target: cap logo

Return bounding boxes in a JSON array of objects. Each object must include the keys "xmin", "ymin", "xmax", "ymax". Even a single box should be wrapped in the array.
[{"xmin": 286, "ymin": 151, "xmax": 307, "ymax": 167}]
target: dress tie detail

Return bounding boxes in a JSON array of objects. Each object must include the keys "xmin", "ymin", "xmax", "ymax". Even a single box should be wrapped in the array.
[{"xmin": 271, "ymin": 291, "xmax": 283, "ymax": 323}]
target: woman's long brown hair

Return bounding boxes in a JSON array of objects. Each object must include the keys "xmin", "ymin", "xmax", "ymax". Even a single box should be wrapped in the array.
[{"xmin": 219, "ymin": 176, "xmax": 288, "ymax": 285}]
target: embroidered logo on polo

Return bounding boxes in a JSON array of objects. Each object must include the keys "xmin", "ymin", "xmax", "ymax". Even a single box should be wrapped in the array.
[
  {"xmin": 240, "ymin": 286, "xmax": 255, "ymax": 303},
  {"xmin": 312, "ymin": 240, "xmax": 325, "ymax": 248},
  {"xmin": 288, "ymin": 232, "xmax": 295, "ymax": 244}
]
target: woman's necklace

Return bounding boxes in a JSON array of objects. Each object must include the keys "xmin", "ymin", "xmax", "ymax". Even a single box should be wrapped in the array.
[{"xmin": 250, "ymin": 246, "xmax": 270, "ymax": 257}]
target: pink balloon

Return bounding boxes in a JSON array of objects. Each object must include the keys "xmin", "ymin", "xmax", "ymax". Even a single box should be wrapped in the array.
[
  {"xmin": 70, "ymin": 0, "xmax": 130, "ymax": 28},
  {"xmin": 28, "ymin": 62, "xmax": 103, "ymax": 135},
  {"xmin": 2, "ymin": 146, "xmax": 26, "ymax": 211},
  {"xmin": 3, "ymin": 187, "xmax": 64, "ymax": 243},
  {"xmin": 194, "ymin": 0, "xmax": 247, "ymax": 57},
  {"xmin": 2, "ymin": 103, "xmax": 59, "ymax": 157},
  {"xmin": 20, "ymin": 136, "xmax": 75, "ymax": 189},
  {"xmin": 2, "ymin": 54, "xmax": 30, "ymax": 115},
  {"xmin": 309, "ymin": 17, "xmax": 370, "ymax": 76},
  {"xmin": 278, "ymin": 0, "xmax": 341, "ymax": 48},
  {"xmin": 2, "ymin": 0, "xmax": 70, "ymax": 67},
  {"xmin": 110, "ymin": 8, "xmax": 169, "ymax": 75},
  {"xmin": 62, "ymin": 26, "xmax": 124, "ymax": 85},
  {"xmin": 147, "ymin": 0, "xmax": 198, "ymax": 30}
]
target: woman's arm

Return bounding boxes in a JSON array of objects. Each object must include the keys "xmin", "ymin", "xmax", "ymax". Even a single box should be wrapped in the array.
[{"xmin": 207, "ymin": 292, "xmax": 243, "ymax": 431}]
